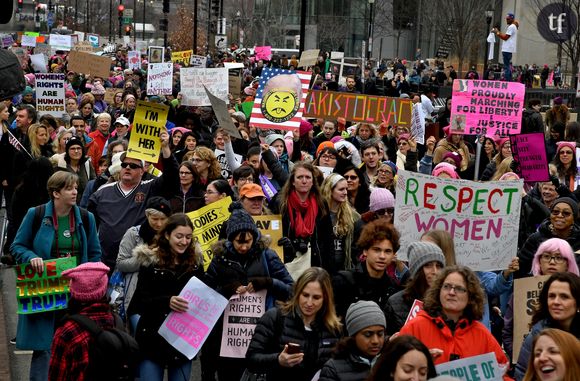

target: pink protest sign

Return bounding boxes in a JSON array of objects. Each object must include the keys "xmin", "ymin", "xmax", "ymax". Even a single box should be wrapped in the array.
[
  {"xmin": 404, "ymin": 299, "xmax": 424, "ymax": 325},
  {"xmin": 158, "ymin": 276, "xmax": 228, "ymax": 360},
  {"xmin": 449, "ymin": 80, "xmax": 525, "ymax": 136},
  {"xmin": 510, "ymin": 133, "xmax": 549, "ymax": 182},
  {"xmin": 255, "ymin": 46, "xmax": 272, "ymax": 61}
]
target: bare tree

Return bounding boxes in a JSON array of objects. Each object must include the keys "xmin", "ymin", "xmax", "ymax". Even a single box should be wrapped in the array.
[
  {"xmin": 169, "ymin": 5, "xmax": 207, "ymax": 52},
  {"xmin": 317, "ymin": 15, "xmax": 349, "ymax": 52}
]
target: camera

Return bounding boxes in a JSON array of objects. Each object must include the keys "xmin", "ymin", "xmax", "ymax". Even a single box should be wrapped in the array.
[{"xmin": 292, "ymin": 238, "xmax": 309, "ymax": 254}]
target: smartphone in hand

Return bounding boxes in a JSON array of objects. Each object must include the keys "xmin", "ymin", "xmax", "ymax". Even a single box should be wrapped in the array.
[{"xmin": 286, "ymin": 343, "xmax": 302, "ymax": 354}]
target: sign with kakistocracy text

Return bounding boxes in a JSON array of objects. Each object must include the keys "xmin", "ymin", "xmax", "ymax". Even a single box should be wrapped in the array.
[
  {"xmin": 180, "ymin": 68, "xmax": 229, "ymax": 106},
  {"xmin": 510, "ymin": 133, "xmax": 550, "ymax": 182},
  {"xmin": 171, "ymin": 50, "xmax": 193, "ymax": 67},
  {"xmin": 187, "ymin": 197, "xmax": 232, "ymax": 270},
  {"xmin": 15, "ymin": 257, "xmax": 76, "ymax": 314},
  {"xmin": 127, "ymin": 101, "xmax": 169, "ymax": 163},
  {"xmin": 220, "ymin": 290, "xmax": 266, "ymax": 358},
  {"xmin": 436, "ymin": 353, "xmax": 502, "ymax": 381},
  {"xmin": 449, "ymin": 79, "xmax": 525, "ymax": 136},
  {"xmin": 513, "ymin": 275, "xmax": 550, "ymax": 360},
  {"xmin": 303, "ymin": 90, "xmax": 413, "ymax": 127},
  {"xmin": 158, "ymin": 276, "xmax": 228, "ymax": 359},
  {"xmin": 253, "ymin": 215, "xmax": 283, "ymax": 261},
  {"xmin": 35, "ymin": 73, "xmax": 65, "ymax": 117},
  {"xmin": 67, "ymin": 50, "xmax": 112, "ymax": 79},
  {"xmin": 394, "ymin": 170, "xmax": 522, "ymax": 271},
  {"xmin": 147, "ymin": 62, "xmax": 173, "ymax": 95}
]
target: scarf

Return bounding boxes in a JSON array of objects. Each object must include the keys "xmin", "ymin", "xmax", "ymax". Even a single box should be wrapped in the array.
[{"xmin": 287, "ymin": 190, "xmax": 318, "ymax": 238}]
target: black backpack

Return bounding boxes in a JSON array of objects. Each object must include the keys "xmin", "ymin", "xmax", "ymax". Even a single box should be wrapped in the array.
[
  {"xmin": 0, "ymin": 49, "xmax": 26, "ymax": 100},
  {"xmin": 67, "ymin": 313, "xmax": 140, "ymax": 381}
]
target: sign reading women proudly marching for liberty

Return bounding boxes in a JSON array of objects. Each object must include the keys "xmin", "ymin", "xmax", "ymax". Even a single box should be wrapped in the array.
[
  {"xmin": 449, "ymin": 80, "xmax": 525, "ymax": 136},
  {"xmin": 394, "ymin": 170, "xmax": 522, "ymax": 271}
]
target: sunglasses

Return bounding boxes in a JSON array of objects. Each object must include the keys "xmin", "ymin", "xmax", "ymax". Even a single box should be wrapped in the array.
[
  {"xmin": 121, "ymin": 162, "xmax": 142, "ymax": 169},
  {"xmin": 559, "ymin": 150, "xmax": 573, "ymax": 155},
  {"xmin": 375, "ymin": 207, "xmax": 394, "ymax": 215},
  {"xmin": 344, "ymin": 175, "xmax": 358, "ymax": 181}
]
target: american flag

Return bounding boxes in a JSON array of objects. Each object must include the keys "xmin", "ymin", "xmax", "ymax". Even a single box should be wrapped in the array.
[{"xmin": 250, "ymin": 68, "xmax": 312, "ymax": 131}]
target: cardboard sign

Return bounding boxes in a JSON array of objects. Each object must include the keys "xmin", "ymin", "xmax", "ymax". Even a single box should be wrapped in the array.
[
  {"xmin": 252, "ymin": 215, "xmax": 283, "ymax": 261},
  {"xmin": 21, "ymin": 35, "xmax": 37, "ymax": 47},
  {"xmin": 158, "ymin": 276, "xmax": 228, "ymax": 359},
  {"xmin": 404, "ymin": 299, "xmax": 424, "ymax": 325},
  {"xmin": 104, "ymin": 88, "xmax": 118, "ymax": 104},
  {"xmin": 254, "ymin": 46, "xmax": 272, "ymax": 61},
  {"xmin": 15, "ymin": 257, "xmax": 76, "ymax": 314},
  {"xmin": 204, "ymin": 86, "xmax": 241, "ymax": 138},
  {"xmin": 513, "ymin": 275, "xmax": 550, "ymax": 360},
  {"xmin": 171, "ymin": 50, "xmax": 193, "ymax": 67},
  {"xmin": 436, "ymin": 353, "xmax": 502, "ymax": 381},
  {"xmin": 190, "ymin": 54, "xmax": 207, "ymax": 68},
  {"xmin": 180, "ymin": 68, "xmax": 229, "ymax": 106},
  {"xmin": 510, "ymin": 133, "xmax": 549, "ymax": 182},
  {"xmin": 228, "ymin": 69, "xmax": 242, "ymax": 97},
  {"xmin": 187, "ymin": 197, "xmax": 232, "ymax": 270},
  {"xmin": 147, "ymin": 63, "xmax": 173, "ymax": 96},
  {"xmin": 298, "ymin": 49, "xmax": 320, "ymax": 68},
  {"xmin": 449, "ymin": 79, "xmax": 525, "ymax": 135},
  {"xmin": 411, "ymin": 103, "xmax": 425, "ymax": 145},
  {"xmin": 303, "ymin": 90, "xmax": 413, "ymax": 127},
  {"xmin": 67, "ymin": 50, "xmax": 111, "ymax": 79},
  {"xmin": 220, "ymin": 290, "xmax": 266, "ymax": 358},
  {"xmin": 49, "ymin": 34, "xmax": 72, "ymax": 51},
  {"xmin": 127, "ymin": 101, "xmax": 168, "ymax": 163},
  {"xmin": 73, "ymin": 41, "xmax": 94, "ymax": 53},
  {"xmin": 35, "ymin": 73, "xmax": 66, "ymax": 117},
  {"xmin": 394, "ymin": 170, "xmax": 522, "ymax": 271},
  {"xmin": 250, "ymin": 68, "xmax": 312, "ymax": 132}
]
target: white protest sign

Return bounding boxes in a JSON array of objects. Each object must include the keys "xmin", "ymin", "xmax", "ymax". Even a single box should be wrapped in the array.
[
  {"xmin": 436, "ymin": 352, "xmax": 502, "ymax": 381},
  {"xmin": 73, "ymin": 31, "xmax": 85, "ymax": 41},
  {"xmin": 35, "ymin": 73, "xmax": 65, "ymax": 117},
  {"xmin": 180, "ymin": 68, "xmax": 229, "ymax": 106},
  {"xmin": 411, "ymin": 103, "xmax": 425, "ymax": 145},
  {"xmin": 49, "ymin": 34, "xmax": 72, "ymax": 51},
  {"xmin": 215, "ymin": 149, "xmax": 242, "ymax": 179},
  {"xmin": 317, "ymin": 166, "xmax": 333, "ymax": 178},
  {"xmin": 128, "ymin": 50, "xmax": 141, "ymax": 70},
  {"xmin": 190, "ymin": 55, "xmax": 207, "ymax": 68},
  {"xmin": 223, "ymin": 62, "xmax": 244, "ymax": 69},
  {"xmin": 21, "ymin": 35, "xmax": 37, "ymax": 47},
  {"xmin": 219, "ymin": 290, "xmax": 266, "ymax": 358},
  {"xmin": 394, "ymin": 170, "xmax": 522, "ymax": 271},
  {"xmin": 158, "ymin": 276, "xmax": 228, "ymax": 360},
  {"xmin": 30, "ymin": 54, "xmax": 47, "ymax": 72},
  {"xmin": 147, "ymin": 63, "xmax": 173, "ymax": 95}
]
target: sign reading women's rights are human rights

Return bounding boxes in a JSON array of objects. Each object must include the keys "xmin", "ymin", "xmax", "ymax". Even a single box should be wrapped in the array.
[{"xmin": 394, "ymin": 170, "xmax": 522, "ymax": 271}]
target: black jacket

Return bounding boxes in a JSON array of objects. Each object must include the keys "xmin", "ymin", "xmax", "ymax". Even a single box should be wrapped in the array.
[
  {"xmin": 319, "ymin": 342, "xmax": 375, "ymax": 381},
  {"xmin": 383, "ymin": 289, "xmax": 420, "ymax": 335}
]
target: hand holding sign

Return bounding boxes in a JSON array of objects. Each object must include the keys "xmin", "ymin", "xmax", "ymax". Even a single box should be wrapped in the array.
[{"xmin": 203, "ymin": 85, "xmax": 241, "ymax": 139}]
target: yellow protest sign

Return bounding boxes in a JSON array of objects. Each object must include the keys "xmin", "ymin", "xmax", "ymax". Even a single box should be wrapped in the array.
[
  {"xmin": 171, "ymin": 50, "xmax": 193, "ymax": 67},
  {"xmin": 127, "ymin": 101, "xmax": 169, "ymax": 163},
  {"xmin": 252, "ymin": 215, "xmax": 283, "ymax": 261},
  {"xmin": 187, "ymin": 197, "xmax": 232, "ymax": 270}
]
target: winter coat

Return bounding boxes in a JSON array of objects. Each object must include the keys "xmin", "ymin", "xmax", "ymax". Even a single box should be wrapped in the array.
[
  {"xmin": 54, "ymin": 153, "xmax": 96, "ymax": 204},
  {"xmin": 521, "ymin": 108, "xmax": 544, "ymax": 134},
  {"xmin": 433, "ymin": 139, "xmax": 471, "ymax": 172},
  {"xmin": 383, "ymin": 289, "xmax": 420, "ymax": 335},
  {"xmin": 246, "ymin": 307, "xmax": 341, "ymax": 381},
  {"xmin": 319, "ymin": 342, "xmax": 377, "ymax": 381},
  {"xmin": 396, "ymin": 150, "xmax": 418, "ymax": 172},
  {"xmin": 11, "ymin": 201, "xmax": 101, "ymax": 350},
  {"xmin": 166, "ymin": 184, "xmax": 206, "ymax": 214}
]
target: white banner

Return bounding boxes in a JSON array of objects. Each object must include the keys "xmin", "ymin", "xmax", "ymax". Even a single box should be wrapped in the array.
[
  {"xmin": 436, "ymin": 352, "xmax": 502, "ymax": 381},
  {"xmin": 180, "ymin": 68, "xmax": 229, "ymax": 106},
  {"xmin": 35, "ymin": 73, "xmax": 65, "ymax": 117},
  {"xmin": 147, "ymin": 63, "xmax": 173, "ymax": 96},
  {"xmin": 49, "ymin": 34, "xmax": 72, "ymax": 51}
]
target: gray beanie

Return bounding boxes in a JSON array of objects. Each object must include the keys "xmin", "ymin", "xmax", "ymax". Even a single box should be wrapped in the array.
[
  {"xmin": 407, "ymin": 241, "xmax": 446, "ymax": 277},
  {"xmin": 345, "ymin": 300, "xmax": 386, "ymax": 336}
]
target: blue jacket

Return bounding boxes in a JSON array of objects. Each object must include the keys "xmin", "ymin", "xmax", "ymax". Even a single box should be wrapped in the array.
[
  {"xmin": 477, "ymin": 271, "xmax": 512, "ymax": 330},
  {"xmin": 515, "ymin": 319, "xmax": 548, "ymax": 381},
  {"xmin": 11, "ymin": 201, "xmax": 101, "ymax": 350}
]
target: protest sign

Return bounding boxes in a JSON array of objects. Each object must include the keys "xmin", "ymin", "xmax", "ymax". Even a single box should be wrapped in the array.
[
  {"xmin": 73, "ymin": 41, "xmax": 94, "ymax": 53},
  {"xmin": 127, "ymin": 50, "xmax": 141, "ymax": 70},
  {"xmin": 254, "ymin": 46, "xmax": 272, "ymax": 61},
  {"xmin": 1, "ymin": 34, "xmax": 14, "ymax": 48},
  {"xmin": 317, "ymin": 166, "xmax": 333, "ymax": 178},
  {"xmin": 220, "ymin": 290, "xmax": 266, "ymax": 358},
  {"xmin": 190, "ymin": 54, "xmax": 207, "ymax": 68},
  {"xmin": 147, "ymin": 63, "xmax": 173, "ymax": 96},
  {"xmin": 303, "ymin": 90, "xmax": 413, "ymax": 127},
  {"xmin": 34, "ymin": 43, "xmax": 51, "ymax": 57},
  {"xmin": 513, "ymin": 275, "xmax": 550, "ymax": 360},
  {"xmin": 104, "ymin": 88, "xmax": 118, "ymax": 104},
  {"xmin": 250, "ymin": 68, "xmax": 312, "ymax": 132},
  {"xmin": 228, "ymin": 69, "xmax": 242, "ymax": 98},
  {"xmin": 15, "ymin": 257, "xmax": 76, "ymax": 314},
  {"xmin": 158, "ymin": 276, "xmax": 228, "ymax": 359},
  {"xmin": 135, "ymin": 40, "xmax": 147, "ymax": 55},
  {"xmin": 252, "ymin": 215, "xmax": 283, "ymax": 261},
  {"xmin": 87, "ymin": 33, "xmax": 99, "ymax": 48},
  {"xmin": 171, "ymin": 50, "xmax": 193, "ymax": 66},
  {"xmin": 49, "ymin": 34, "xmax": 72, "ymax": 51},
  {"xmin": 187, "ymin": 197, "xmax": 232, "ymax": 269},
  {"xmin": 73, "ymin": 30, "xmax": 85, "ymax": 42},
  {"xmin": 510, "ymin": 133, "xmax": 549, "ymax": 182},
  {"xmin": 436, "ymin": 353, "xmax": 502, "ymax": 381},
  {"xmin": 180, "ymin": 68, "xmax": 229, "ymax": 106},
  {"xmin": 411, "ymin": 103, "xmax": 425, "ymax": 145},
  {"xmin": 10, "ymin": 47, "xmax": 27, "ymax": 67},
  {"xmin": 214, "ymin": 149, "xmax": 242, "ymax": 179},
  {"xmin": 223, "ymin": 62, "xmax": 244, "ymax": 70},
  {"xmin": 404, "ymin": 299, "xmax": 424, "ymax": 325},
  {"xmin": 449, "ymin": 79, "xmax": 525, "ymax": 136},
  {"xmin": 127, "ymin": 101, "xmax": 169, "ymax": 163},
  {"xmin": 67, "ymin": 50, "xmax": 112, "ymax": 79},
  {"xmin": 298, "ymin": 49, "xmax": 320, "ymax": 68},
  {"xmin": 205, "ymin": 86, "xmax": 241, "ymax": 138},
  {"xmin": 30, "ymin": 53, "xmax": 47, "ymax": 72},
  {"xmin": 148, "ymin": 46, "xmax": 164, "ymax": 63},
  {"xmin": 394, "ymin": 170, "xmax": 522, "ymax": 271},
  {"xmin": 35, "ymin": 73, "xmax": 65, "ymax": 117},
  {"xmin": 21, "ymin": 35, "xmax": 37, "ymax": 47},
  {"xmin": 331, "ymin": 51, "xmax": 344, "ymax": 59}
]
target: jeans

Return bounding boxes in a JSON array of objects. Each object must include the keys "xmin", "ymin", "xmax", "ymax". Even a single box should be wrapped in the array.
[
  {"xmin": 30, "ymin": 350, "xmax": 50, "ymax": 381},
  {"xmin": 503, "ymin": 51, "xmax": 513, "ymax": 81},
  {"xmin": 139, "ymin": 358, "xmax": 192, "ymax": 381}
]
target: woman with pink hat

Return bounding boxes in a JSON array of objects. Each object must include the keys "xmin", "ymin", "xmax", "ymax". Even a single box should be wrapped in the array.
[
  {"xmin": 433, "ymin": 125, "xmax": 471, "ymax": 173},
  {"xmin": 480, "ymin": 135, "xmax": 512, "ymax": 181},
  {"xmin": 395, "ymin": 133, "xmax": 418, "ymax": 172},
  {"xmin": 552, "ymin": 141, "xmax": 577, "ymax": 191}
]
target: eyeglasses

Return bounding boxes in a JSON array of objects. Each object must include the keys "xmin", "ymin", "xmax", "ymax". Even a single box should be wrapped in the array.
[
  {"xmin": 237, "ymin": 176, "xmax": 253, "ymax": 183},
  {"xmin": 441, "ymin": 283, "xmax": 468, "ymax": 294},
  {"xmin": 344, "ymin": 175, "xmax": 358, "ymax": 181},
  {"xmin": 121, "ymin": 162, "xmax": 142, "ymax": 169},
  {"xmin": 540, "ymin": 254, "xmax": 566, "ymax": 264},
  {"xmin": 375, "ymin": 207, "xmax": 394, "ymax": 215},
  {"xmin": 551, "ymin": 209, "xmax": 573, "ymax": 217},
  {"xmin": 320, "ymin": 154, "xmax": 336, "ymax": 160},
  {"xmin": 69, "ymin": 147, "xmax": 82, "ymax": 151},
  {"xmin": 398, "ymin": 141, "xmax": 409, "ymax": 146},
  {"xmin": 179, "ymin": 171, "xmax": 193, "ymax": 176},
  {"xmin": 559, "ymin": 150, "xmax": 573, "ymax": 155},
  {"xmin": 378, "ymin": 169, "xmax": 393, "ymax": 175}
]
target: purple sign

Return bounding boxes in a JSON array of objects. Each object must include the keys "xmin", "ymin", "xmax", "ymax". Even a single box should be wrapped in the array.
[{"xmin": 510, "ymin": 133, "xmax": 549, "ymax": 182}]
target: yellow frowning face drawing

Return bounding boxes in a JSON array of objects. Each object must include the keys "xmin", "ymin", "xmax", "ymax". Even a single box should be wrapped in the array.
[{"xmin": 261, "ymin": 89, "xmax": 299, "ymax": 123}]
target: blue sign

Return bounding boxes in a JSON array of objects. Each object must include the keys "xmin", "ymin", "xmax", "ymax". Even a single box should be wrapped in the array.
[{"xmin": 47, "ymin": 12, "xmax": 54, "ymax": 27}]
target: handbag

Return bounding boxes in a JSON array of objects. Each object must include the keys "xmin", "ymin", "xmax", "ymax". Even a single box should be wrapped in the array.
[{"xmin": 285, "ymin": 246, "xmax": 311, "ymax": 281}]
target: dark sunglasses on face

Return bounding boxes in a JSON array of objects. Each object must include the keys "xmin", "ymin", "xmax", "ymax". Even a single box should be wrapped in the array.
[
  {"xmin": 344, "ymin": 175, "xmax": 358, "ymax": 181},
  {"xmin": 376, "ymin": 207, "xmax": 394, "ymax": 215},
  {"xmin": 121, "ymin": 162, "xmax": 142, "ymax": 169}
]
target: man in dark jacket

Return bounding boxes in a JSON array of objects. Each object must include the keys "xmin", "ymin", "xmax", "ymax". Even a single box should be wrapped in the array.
[{"xmin": 521, "ymin": 99, "xmax": 545, "ymax": 134}]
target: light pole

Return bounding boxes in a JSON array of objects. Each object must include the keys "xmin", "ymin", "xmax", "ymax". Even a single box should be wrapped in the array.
[
  {"xmin": 235, "ymin": 11, "xmax": 240, "ymax": 45},
  {"xmin": 367, "ymin": 0, "xmax": 375, "ymax": 60},
  {"xmin": 483, "ymin": 10, "xmax": 493, "ymax": 79}
]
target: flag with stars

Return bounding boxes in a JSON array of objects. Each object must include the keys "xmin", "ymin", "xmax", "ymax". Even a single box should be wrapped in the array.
[{"xmin": 250, "ymin": 68, "xmax": 312, "ymax": 131}]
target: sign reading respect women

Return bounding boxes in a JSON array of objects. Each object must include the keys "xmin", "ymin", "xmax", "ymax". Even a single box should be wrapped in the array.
[{"xmin": 394, "ymin": 170, "xmax": 522, "ymax": 271}]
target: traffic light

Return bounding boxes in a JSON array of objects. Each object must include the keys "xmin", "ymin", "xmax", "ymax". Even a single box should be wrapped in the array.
[
  {"xmin": 118, "ymin": 4, "xmax": 124, "ymax": 17},
  {"xmin": 159, "ymin": 18, "xmax": 168, "ymax": 31},
  {"xmin": 18, "ymin": 0, "xmax": 23, "ymax": 11},
  {"xmin": 162, "ymin": 0, "xmax": 169, "ymax": 13},
  {"xmin": 125, "ymin": 25, "xmax": 131, "ymax": 35},
  {"xmin": 211, "ymin": 0, "xmax": 219, "ymax": 17}
]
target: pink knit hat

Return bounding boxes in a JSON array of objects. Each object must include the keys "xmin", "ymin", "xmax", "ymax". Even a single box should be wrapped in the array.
[
  {"xmin": 369, "ymin": 188, "xmax": 395, "ymax": 212},
  {"xmin": 556, "ymin": 141, "xmax": 576, "ymax": 154},
  {"xmin": 62, "ymin": 262, "xmax": 110, "ymax": 302},
  {"xmin": 441, "ymin": 151, "xmax": 462, "ymax": 168},
  {"xmin": 397, "ymin": 133, "xmax": 410, "ymax": 144},
  {"xmin": 493, "ymin": 136, "xmax": 510, "ymax": 149},
  {"xmin": 432, "ymin": 162, "xmax": 460, "ymax": 179}
]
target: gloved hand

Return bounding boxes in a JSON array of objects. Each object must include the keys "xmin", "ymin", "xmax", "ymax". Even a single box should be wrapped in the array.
[
  {"xmin": 248, "ymin": 277, "xmax": 273, "ymax": 291},
  {"xmin": 278, "ymin": 237, "xmax": 295, "ymax": 252},
  {"xmin": 550, "ymin": 175, "xmax": 560, "ymax": 188}
]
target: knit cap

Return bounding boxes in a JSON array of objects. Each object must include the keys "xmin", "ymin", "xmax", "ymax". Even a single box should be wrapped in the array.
[
  {"xmin": 226, "ymin": 202, "xmax": 259, "ymax": 242},
  {"xmin": 441, "ymin": 151, "xmax": 462, "ymax": 168},
  {"xmin": 299, "ymin": 119, "xmax": 313, "ymax": 137},
  {"xmin": 397, "ymin": 133, "xmax": 410, "ymax": 144},
  {"xmin": 432, "ymin": 162, "xmax": 459, "ymax": 179},
  {"xmin": 556, "ymin": 141, "xmax": 576, "ymax": 154},
  {"xmin": 316, "ymin": 141, "xmax": 334, "ymax": 157},
  {"xmin": 552, "ymin": 197, "xmax": 579, "ymax": 220},
  {"xmin": 91, "ymin": 84, "xmax": 106, "ymax": 95},
  {"xmin": 62, "ymin": 262, "xmax": 110, "ymax": 302},
  {"xmin": 369, "ymin": 188, "xmax": 395, "ymax": 212},
  {"xmin": 406, "ymin": 241, "xmax": 446, "ymax": 277},
  {"xmin": 382, "ymin": 160, "xmax": 398, "ymax": 175},
  {"xmin": 345, "ymin": 300, "xmax": 386, "ymax": 336},
  {"xmin": 265, "ymin": 133, "xmax": 285, "ymax": 147},
  {"xmin": 493, "ymin": 136, "xmax": 510, "ymax": 150},
  {"xmin": 145, "ymin": 196, "xmax": 172, "ymax": 217},
  {"xmin": 65, "ymin": 137, "xmax": 84, "ymax": 152}
]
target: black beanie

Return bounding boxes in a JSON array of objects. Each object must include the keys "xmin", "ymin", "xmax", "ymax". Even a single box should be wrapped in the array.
[
  {"xmin": 66, "ymin": 137, "xmax": 84, "ymax": 152},
  {"xmin": 226, "ymin": 202, "xmax": 259, "ymax": 242},
  {"xmin": 552, "ymin": 197, "xmax": 579, "ymax": 220}
]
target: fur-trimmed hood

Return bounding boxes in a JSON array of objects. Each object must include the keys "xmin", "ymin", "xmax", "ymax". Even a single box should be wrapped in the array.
[{"xmin": 132, "ymin": 243, "xmax": 160, "ymax": 267}]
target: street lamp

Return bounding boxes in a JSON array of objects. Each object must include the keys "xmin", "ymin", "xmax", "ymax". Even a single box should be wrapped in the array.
[
  {"xmin": 484, "ymin": 10, "xmax": 493, "ymax": 79},
  {"xmin": 368, "ymin": 0, "xmax": 375, "ymax": 60}
]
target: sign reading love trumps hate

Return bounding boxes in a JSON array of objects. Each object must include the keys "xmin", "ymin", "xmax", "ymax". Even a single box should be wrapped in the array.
[
  {"xmin": 394, "ymin": 170, "xmax": 522, "ymax": 271},
  {"xmin": 449, "ymin": 79, "xmax": 525, "ymax": 136}
]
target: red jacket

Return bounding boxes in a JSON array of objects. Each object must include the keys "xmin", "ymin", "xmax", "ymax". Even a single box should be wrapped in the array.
[{"xmin": 400, "ymin": 310, "xmax": 511, "ymax": 380}]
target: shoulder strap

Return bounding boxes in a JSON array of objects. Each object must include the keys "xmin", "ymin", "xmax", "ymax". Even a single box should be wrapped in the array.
[
  {"xmin": 274, "ymin": 307, "xmax": 285, "ymax": 338},
  {"xmin": 78, "ymin": 207, "xmax": 90, "ymax": 238},
  {"xmin": 68, "ymin": 314, "xmax": 103, "ymax": 336},
  {"xmin": 32, "ymin": 205, "xmax": 46, "ymax": 236}
]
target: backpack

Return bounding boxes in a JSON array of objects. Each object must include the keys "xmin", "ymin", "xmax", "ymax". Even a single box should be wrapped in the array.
[
  {"xmin": 0, "ymin": 49, "xmax": 26, "ymax": 100},
  {"xmin": 32, "ymin": 204, "xmax": 90, "ymax": 238},
  {"xmin": 67, "ymin": 313, "xmax": 140, "ymax": 381}
]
